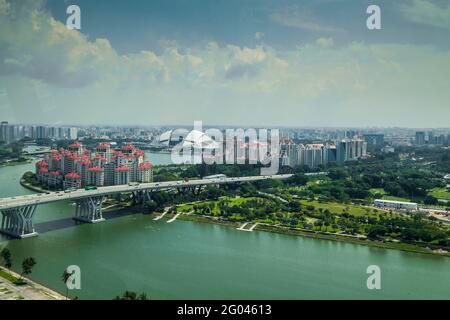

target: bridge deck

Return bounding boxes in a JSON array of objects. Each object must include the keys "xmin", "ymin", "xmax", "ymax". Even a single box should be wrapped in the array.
[{"xmin": 0, "ymin": 174, "xmax": 292, "ymax": 210}]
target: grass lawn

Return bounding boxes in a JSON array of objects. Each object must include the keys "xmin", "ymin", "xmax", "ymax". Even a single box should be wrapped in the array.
[
  {"xmin": 369, "ymin": 188, "xmax": 413, "ymax": 202},
  {"xmin": 298, "ymin": 200, "xmax": 375, "ymax": 216},
  {"xmin": 369, "ymin": 188, "xmax": 386, "ymax": 195},
  {"xmin": 381, "ymin": 195, "xmax": 413, "ymax": 202},
  {"xmin": 0, "ymin": 268, "xmax": 24, "ymax": 284},
  {"xmin": 176, "ymin": 196, "xmax": 266, "ymax": 215},
  {"xmin": 429, "ymin": 187, "xmax": 450, "ymax": 200},
  {"xmin": 0, "ymin": 269, "xmax": 17, "ymax": 282}
]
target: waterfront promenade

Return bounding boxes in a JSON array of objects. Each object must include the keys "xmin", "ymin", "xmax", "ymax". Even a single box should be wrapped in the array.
[{"xmin": 0, "ymin": 266, "xmax": 65, "ymax": 300}]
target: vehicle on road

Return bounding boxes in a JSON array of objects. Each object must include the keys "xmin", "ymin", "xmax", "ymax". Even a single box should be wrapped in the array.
[{"xmin": 85, "ymin": 185, "xmax": 97, "ymax": 191}]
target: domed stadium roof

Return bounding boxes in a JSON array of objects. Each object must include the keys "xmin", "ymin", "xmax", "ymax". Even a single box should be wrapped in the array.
[
  {"xmin": 159, "ymin": 129, "xmax": 218, "ymax": 149},
  {"xmin": 181, "ymin": 130, "xmax": 219, "ymax": 150}
]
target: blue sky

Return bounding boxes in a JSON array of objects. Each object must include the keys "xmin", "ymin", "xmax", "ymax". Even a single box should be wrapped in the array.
[
  {"xmin": 44, "ymin": 0, "xmax": 450, "ymax": 52},
  {"xmin": 1, "ymin": 0, "xmax": 450, "ymax": 127}
]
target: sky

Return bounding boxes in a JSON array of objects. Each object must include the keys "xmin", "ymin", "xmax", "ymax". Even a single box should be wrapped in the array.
[{"xmin": 0, "ymin": 0, "xmax": 449, "ymax": 128}]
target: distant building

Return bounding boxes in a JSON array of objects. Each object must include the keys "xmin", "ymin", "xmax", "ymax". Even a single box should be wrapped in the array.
[
  {"xmin": 363, "ymin": 134, "xmax": 384, "ymax": 146},
  {"xmin": 427, "ymin": 131, "xmax": 435, "ymax": 145},
  {"xmin": 415, "ymin": 131, "xmax": 425, "ymax": 145},
  {"xmin": 280, "ymin": 141, "xmax": 299, "ymax": 167},
  {"xmin": 281, "ymin": 139, "xmax": 366, "ymax": 169},
  {"xmin": 374, "ymin": 199, "xmax": 418, "ymax": 211},
  {"xmin": 47, "ymin": 171, "xmax": 63, "ymax": 188},
  {"xmin": 0, "ymin": 121, "xmax": 8, "ymax": 143},
  {"xmin": 64, "ymin": 172, "xmax": 81, "ymax": 190},
  {"xmin": 87, "ymin": 167, "xmax": 105, "ymax": 186},
  {"xmin": 381, "ymin": 146, "xmax": 395, "ymax": 153},
  {"xmin": 114, "ymin": 166, "xmax": 130, "ymax": 185}
]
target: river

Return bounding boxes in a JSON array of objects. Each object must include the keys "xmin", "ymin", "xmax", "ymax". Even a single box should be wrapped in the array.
[{"xmin": 0, "ymin": 153, "xmax": 449, "ymax": 299}]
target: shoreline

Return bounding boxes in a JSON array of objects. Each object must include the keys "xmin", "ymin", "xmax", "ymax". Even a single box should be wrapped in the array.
[
  {"xmin": 0, "ymin": 159, "xmax": 33, "ymax": 168},
  {"xmin": 177, "ymin": 214, "xmax": 450, "ymax": 258},
  {"xmin": 0, "ymin": 266, "xmax": 65, "ymax": 300},
  {"xmin": 20, "ymin": 179, "xmax": 47, "ymax": 193}
]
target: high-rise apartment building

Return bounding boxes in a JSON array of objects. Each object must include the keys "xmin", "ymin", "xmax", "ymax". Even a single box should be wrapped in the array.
[{"xmin": 415, "ymin": 131, "xmax": 425, "ymax": 145}]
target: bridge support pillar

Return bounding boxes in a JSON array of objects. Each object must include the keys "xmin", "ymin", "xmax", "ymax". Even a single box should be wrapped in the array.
[
  {"xmin": 73, "ymin": 196, "xmax": 105, "ymax": 223},
  {"xmin": 0, "ymin": 205, "xmax": 38, "ymax": 238},
  {"xmin": 132, "ymin": 190, "xmax": 152, "ymax": 205}
]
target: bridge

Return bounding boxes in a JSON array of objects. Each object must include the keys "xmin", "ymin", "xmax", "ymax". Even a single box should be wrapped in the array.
[{"xmin": 0, "ymin": 174, "xmax": 293, "ymax": 239}]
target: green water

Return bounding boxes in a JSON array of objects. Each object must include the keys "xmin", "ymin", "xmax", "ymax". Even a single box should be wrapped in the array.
[{"xmin": 0, "ymin": 158, "xmax": 449, "ymax": 300}]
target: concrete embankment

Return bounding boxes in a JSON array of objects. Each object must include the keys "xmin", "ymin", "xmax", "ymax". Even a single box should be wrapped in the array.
[{"xmin": 19, "ymin": 179, "xmax": 46, "ymax": 193}]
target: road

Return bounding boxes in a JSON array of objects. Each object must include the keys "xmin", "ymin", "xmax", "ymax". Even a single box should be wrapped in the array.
[{"xmin": 0, "ymin": 174, "xmax": 293, "ymax": 210}]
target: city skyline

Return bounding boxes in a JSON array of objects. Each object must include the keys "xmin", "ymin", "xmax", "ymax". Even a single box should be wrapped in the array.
[{"xmin": 1, "ymin": 0, "xmax": 450, "ymax": 127}]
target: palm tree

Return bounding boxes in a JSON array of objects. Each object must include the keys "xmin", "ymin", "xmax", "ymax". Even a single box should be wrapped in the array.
[
  {"xmin": 0, "ymin": 248, "xmax": 13, "ymax": 275},
  {"xmin": 19, "ymin": 257, "xmax": 36, "ymax": 282},
  {"xmin": 62, "ymin": 270, "xmax": 71, "ymax": 300},
  {"xmin": 114, "ymin": 291, "xmax": 149, "ymax": 300}
]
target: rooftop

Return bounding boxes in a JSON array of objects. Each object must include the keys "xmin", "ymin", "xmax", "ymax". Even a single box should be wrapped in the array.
[{"xmin": 65, "ymin": 172, "xmax": 81, "ymax": 179}]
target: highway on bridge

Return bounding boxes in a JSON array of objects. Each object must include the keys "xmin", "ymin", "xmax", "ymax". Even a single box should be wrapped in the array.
[{"xmin": 0, "ymin": 174, "xmax": 293, "ymax": 238}]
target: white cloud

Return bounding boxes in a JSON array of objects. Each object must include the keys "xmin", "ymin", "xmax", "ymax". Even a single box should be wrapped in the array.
[
  {"xmin": 255, "ymin": 32, "xmax": 265, "ymax": 40},
  {"xmin": 270, "ymin": 7, "xmax": 343, "ymax": 33},
  {"xmin": 315, "ymin": 37, "xmax": 334, "ymax": 48},
  {"xmin": 0, "ymin": 0, "xmax": 449, "ymax": 127},
  {"xmin": 399, "ymin": 0, "xmax": 450, "ymax": 30}
]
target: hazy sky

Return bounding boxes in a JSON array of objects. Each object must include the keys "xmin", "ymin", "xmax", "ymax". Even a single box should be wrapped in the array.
[{"xmin": 0, "ymin": 0, "xmax": 449, "ymax": 127}]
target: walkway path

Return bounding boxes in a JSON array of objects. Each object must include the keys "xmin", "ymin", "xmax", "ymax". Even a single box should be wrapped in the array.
[
  {"xmin": 236, "ymin": 222, "xmax": 249, "ymax": 230},
  {"xmin": 257, "ymin": 191, "xmax": 288, "ymax": 203},
  {"xmin": 248, "ymin": 223, "xmax": 259, "ymax": 231},
  {"xmin": 153, "ymin": 207, "xmax": 171, "ymax": 221},
  {"xmin": 167, "ymin": 213, "xmax": 181, "ymax": 223},
  {"xmin": 0, "ymin": 267, "xmax": 65, "ymax": 300}
]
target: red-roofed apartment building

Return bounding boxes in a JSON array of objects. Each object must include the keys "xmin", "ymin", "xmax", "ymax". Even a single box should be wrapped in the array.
[{"xmin": 36, "ymin": 142, "xmax": 153, "ymax": 189}]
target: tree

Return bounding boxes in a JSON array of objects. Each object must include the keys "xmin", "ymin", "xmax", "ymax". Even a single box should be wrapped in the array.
[
  {"xmin": 0, "ymin": 248, "xmax": 12, "ymax": 275},
  {"xmin": 144, "ymin": 200, "xmax": 158, "ymax": 212},
  {"xmin": 62, "ymin": 270, "xmax": 72, "ymax": 300},
  {"xmin": 20, "ymin": 257, "xmax": 36, "ymax": 281},
  {"xmin": 287, "ymin": 173, "xmax": 308, "ymax": 186},
  {"xmin": 424, "ymin": 195, "xmax": 438, "ymax": 206},
  {"xmin": 366, "ymin": 225, "xmax": 388, "ymax": 240},
  {"xmin": 114, "ymin": 291, "xmax": 149, "ymax": 300}
]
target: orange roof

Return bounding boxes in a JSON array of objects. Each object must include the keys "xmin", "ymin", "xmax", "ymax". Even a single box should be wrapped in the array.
[
  {"xmin": 97, "ymin": 142, "xmax": 110, "ymax": 148},
  {"xmin": 65, "ymin": 172, "xmax": 81, "ymax": 179},
  {"xmin": 88, "ymin": 166, "xmax": 104, "ymax": 172},
  {"xmin": 121, "ymin": 145, "xmax": 136, "ymax": 150},
  {"xmin": 138, "ymin": 162, "xmax": 153, "ymax": 169},
  {"xmin": 36, "ymin": 160, "xmax": 48, "ymax": 166},
  {"xmin": 69, "ymin": 142, "xmax": 81, "ymax": 148}
]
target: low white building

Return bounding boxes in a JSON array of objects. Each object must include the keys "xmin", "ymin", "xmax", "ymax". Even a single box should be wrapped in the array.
[{"xmin": 374, "ymin": 199, "xmax": 418, "ymax": 211}]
